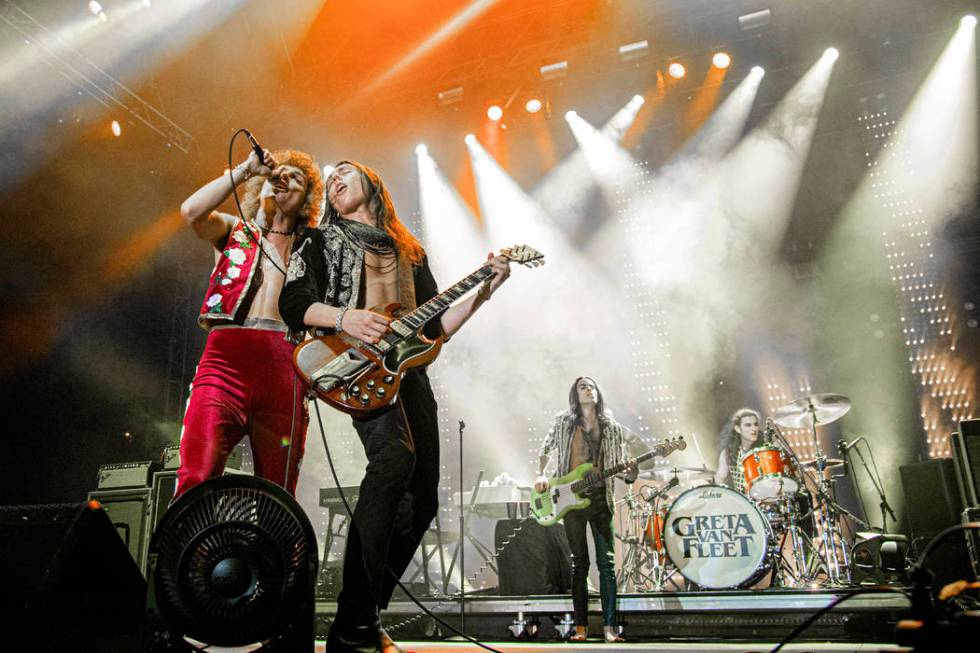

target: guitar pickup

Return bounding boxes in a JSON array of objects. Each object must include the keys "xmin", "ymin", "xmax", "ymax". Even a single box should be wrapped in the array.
[{"xmin": 310, "ymin": 349, "xmax": 372, "ymax": 392}]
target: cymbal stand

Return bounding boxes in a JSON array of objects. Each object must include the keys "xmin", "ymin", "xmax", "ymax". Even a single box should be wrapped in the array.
[
  {"xmin": 804, "ymin": 400, "xmax": 852, "ymax": 586},
  {"xmin": 770, "ymin": 492, "xmax": 813, "ymax": 587},
  {"xmin": 616, "ymin": 489, "xmax": 655, "ymax": 592}
]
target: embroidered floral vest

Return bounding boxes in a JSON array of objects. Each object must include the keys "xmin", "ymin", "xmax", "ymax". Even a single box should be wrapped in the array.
[{"xmin": 197, "ymin": 219, "xmax": 263, "ymax": 330}]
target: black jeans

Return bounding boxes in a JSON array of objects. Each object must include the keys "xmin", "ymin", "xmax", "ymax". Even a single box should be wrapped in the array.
[
  {"xmin": 331, "ymin": 371, "xmax": 440, "ymax": 632},
  {"xmin": 562, "ymin": 493, "xmax": 617, "ymax": 627}
]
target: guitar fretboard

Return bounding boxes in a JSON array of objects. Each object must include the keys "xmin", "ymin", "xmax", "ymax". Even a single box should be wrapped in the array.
[{"xmin": 394, "ymin": 264, "xmax": 495, "ymax": 331}]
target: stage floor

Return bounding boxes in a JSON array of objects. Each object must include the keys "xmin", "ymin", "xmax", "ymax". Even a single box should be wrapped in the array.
[{"xmin": 301, "ymin": 643, "xmax": 906, "ymax": 653}]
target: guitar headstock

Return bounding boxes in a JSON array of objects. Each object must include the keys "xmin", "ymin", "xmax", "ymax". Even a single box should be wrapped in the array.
[
  {"xmin": 500, "ymin": 244, "xmax": 545, "ymax": 268},
  {"xmin": 656, "ymin": 436, "xmax": 687, "ymax": 455}
]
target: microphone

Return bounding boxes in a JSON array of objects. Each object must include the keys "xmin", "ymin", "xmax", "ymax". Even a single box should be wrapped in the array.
[
  {"xmin": 838, "ymin": 437, "xmax": 860, "ymax": 452},
  {"xmin": 763, "ymin": 417, "xmax": 776, "ymax": 443},
  {"xmin": 459, "ymin": 420, "xmax": 466, "ymax": 429},
  {"xmin": 243, "ymin": 129, "xmax": 266, "ymax": 162}
]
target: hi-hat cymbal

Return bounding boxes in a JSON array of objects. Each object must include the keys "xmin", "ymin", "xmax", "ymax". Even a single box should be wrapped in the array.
[
  {"xmin": 772, "ymin": 393, "xmax": 852, "ymax": 429},
  {"xmin": 640, "ymin": 466, "xmax": 716, "ymax": 482}
]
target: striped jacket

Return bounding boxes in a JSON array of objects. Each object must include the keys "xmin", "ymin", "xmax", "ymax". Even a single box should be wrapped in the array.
[{"xmin": 539, "ymin": 411, "xmax": 641, "ymax": 513}]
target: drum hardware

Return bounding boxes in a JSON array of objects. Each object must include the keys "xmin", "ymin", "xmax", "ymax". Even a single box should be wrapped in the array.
[
  {"xmin": 772, "ymin": 394, "xmax": 856, "ymax": 587},
  {"xmin": 615, "ymin": 486, "xmax": 679, "ymax": 592},
  {"xmin": 640, "ymin": 465, "xmax": 716, "ymax": 482},
  {"xmin": 800, "ymin": 457, "xmax": 845, "ymax": 469}
]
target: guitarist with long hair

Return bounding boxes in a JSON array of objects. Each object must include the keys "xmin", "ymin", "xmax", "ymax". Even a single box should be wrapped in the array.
[
  {"xmin": 279, "ymin": 160, "xmax": 511, "ymax": 653},
  {"xmin": 534, "ymin": 376, "xmax": 641, "ymax": 643}
]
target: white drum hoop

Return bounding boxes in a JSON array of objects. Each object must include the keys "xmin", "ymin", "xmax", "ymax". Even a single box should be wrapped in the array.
[{"xmin": 663, "ymin": 484, "xmax": 773, "ymax": 589}]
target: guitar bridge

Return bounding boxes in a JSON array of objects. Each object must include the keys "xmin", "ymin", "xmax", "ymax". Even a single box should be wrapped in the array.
[{"xmin": 310, "ymin": 349, "xmax": 372, "ymax": 392}]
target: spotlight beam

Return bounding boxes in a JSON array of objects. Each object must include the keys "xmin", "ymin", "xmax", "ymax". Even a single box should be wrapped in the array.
[{"xmin": 356, "ymin": 0, "xmax": 501, "ymax": 99}]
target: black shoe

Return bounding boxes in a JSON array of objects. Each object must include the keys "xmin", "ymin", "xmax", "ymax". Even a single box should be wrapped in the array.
[{"xmin": 326, "ymin": 623, "xmax": 382, "ymax": 653}]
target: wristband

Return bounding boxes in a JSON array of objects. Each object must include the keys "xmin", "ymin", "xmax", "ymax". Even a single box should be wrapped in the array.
[{"xmin": 335, "ymin": 306, "xmax": 349, "ymax": 333}]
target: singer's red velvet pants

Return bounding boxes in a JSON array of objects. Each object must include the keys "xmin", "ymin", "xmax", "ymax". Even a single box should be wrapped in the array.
[{"xmin": 175, "ymin": 326, "xmax": 307, "ymax": 499}]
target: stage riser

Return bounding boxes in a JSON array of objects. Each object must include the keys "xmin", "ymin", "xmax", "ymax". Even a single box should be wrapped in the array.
[{"xmin": 314, "ymin": 590, "xmax": 908, "ymax": 642}]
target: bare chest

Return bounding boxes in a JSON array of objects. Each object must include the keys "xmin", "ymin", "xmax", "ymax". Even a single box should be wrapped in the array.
[{"xmin": 362, "ymin": 251, "xmax": 399, "ymax": 309}]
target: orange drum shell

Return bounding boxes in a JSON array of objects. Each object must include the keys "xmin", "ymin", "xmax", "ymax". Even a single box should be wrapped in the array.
[
  {"xmin": 644, "ymin": 510, "xmax": 666, "ymax": 552},
  {"xmin": 740, "ymin": 446, "xmax": 798, "ymax": 491}
]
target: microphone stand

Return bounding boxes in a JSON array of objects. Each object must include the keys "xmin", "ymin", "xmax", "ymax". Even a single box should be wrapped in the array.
[
  {"xmin": 458, "ymin": 419, "xmax": 465, "ymax": 635},
  {"xmin": 847, "ymin": 437, "xmax": 896, "ymax": 531}
]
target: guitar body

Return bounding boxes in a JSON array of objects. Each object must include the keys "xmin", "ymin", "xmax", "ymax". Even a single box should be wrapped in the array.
[
  {"xmin": 529, "ymin": 462, "xmax": 595, "ymax": 526},
  {"xmin": 529, "ymin": 436, "xmax": 687, "ymax": 526},
  {"xmin": 292, "ymin": 302, "xmax": 443, "ymax": 417}
]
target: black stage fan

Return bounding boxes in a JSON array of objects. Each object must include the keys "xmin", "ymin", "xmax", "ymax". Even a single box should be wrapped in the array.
[{"xmin": 144, "ymin": 475, "xmax": 318, "ymax": 652}]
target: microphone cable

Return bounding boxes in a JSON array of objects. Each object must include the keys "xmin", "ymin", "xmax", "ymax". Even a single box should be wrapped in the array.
[{"xmin": 311, "ymin": 387, "xmax": 505, "ymax": 653}]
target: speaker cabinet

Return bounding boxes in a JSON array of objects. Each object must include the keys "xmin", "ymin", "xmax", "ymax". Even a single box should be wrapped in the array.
[
  {"xmin": 495, "ymin": 519, "xmax": 571, "ymax": 595},
  {"xmin": 900, "ymin": 458, "xmax": 973, "ymax": 584},
  {"xmin": 0, "ymin": 502, "xmax": 146, "ymax": 650},
  {"xmin": 87, "ymin": 486, "xmax": 152, "ymax": 575}
]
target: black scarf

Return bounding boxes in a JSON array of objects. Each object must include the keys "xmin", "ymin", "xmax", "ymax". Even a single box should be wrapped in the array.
[{"xmin": 336, "ymin": 218, "xmax": 395, "ymax": 257}]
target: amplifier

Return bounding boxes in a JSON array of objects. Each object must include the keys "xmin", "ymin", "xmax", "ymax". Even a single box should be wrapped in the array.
[
  {"xmin": 161, "ymin": 445, "xmax": 180, "ymax": 470},
  {"xmin": 96, "ymin": 461, "xmax": 162, "ymax": 489},
  {"xmin": 159, "ymin": 443, "xmax": 244, "ymax": 471},
  {"xmin": 87, "ymin": 486, "xmax": 152, "ymax": 574}
]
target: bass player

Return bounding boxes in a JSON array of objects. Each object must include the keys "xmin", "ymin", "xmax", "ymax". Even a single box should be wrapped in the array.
[{"xmin": 535, "ymin": 376, "xmax": 642, "ymax": 643}]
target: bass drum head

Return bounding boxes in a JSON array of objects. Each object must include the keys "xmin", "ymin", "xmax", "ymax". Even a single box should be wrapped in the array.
[{"xmin": 664, "ymin": 485, "xmax": 772, "ymax": 589}]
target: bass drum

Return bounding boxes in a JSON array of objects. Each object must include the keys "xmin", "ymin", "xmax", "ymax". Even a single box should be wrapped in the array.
[{"xmin": 663, "ymin": 485, "xmax": 773, "ymax": 589}]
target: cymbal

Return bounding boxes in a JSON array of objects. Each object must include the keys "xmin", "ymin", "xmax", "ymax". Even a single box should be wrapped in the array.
[
  {"xmin": 800, "ymin": 458, "xmax": 845, "ymax": 469},
  {"xmin": 640, "ymin": 466, "xmax": 716, "ymax": 482},
  {"xmin": 772, "ymin": 393, "xmax": 852, "ymax": 429}
]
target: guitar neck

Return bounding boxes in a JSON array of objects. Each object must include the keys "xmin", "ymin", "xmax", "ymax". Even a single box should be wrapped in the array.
[
  {"xmin": 396, "ymin": 264, "xmax": 494, "ymax": 330},
  {"xmin": 599, "ymin": 447, "xmax": 663, "ymax": 480}
]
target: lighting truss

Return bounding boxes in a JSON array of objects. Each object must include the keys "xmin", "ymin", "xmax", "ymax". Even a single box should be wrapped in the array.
[{"xmin": 1, "ymin": 0, "xmax": 194, "ymax": 152}]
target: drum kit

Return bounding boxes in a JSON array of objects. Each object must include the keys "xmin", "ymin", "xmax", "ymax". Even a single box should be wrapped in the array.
[{"xmin": 616, "ymin": 393, "xmax": 859, "ymax": 592}]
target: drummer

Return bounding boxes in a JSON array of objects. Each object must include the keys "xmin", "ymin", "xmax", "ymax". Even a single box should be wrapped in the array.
[{"xmin": 713, "ymin": 408, "xmax": 764, "ymax": 493}]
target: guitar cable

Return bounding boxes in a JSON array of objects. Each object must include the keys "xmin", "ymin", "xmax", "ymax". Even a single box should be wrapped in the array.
[{"xmin": 311, "ymin": 396, "xmax": 506, "ymax": 653}]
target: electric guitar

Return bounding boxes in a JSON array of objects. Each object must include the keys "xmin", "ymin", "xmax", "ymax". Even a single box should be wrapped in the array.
[
  {"xmin": 292, "ymin": 245, "xmax": 545, "ymax": 417},
  {"xmin": 530, "ymin": 436, "xmax": 687, "ymax": 526}
]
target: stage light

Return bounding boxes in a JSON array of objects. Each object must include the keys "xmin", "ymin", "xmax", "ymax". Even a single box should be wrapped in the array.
[
  {"xmin": 143, "ymin": 0, "xmax": 151, "ymax": 6},
  {"xmin": 415, "ymin": 144, "xmax": 428, "ymax": 156},
  {"xmin": 963, "ymin": 15, "xmax": 977, "ymax": 28},
  {"xmin": 751, "ymin": 65, "xmax": 766, "ymax": 76},
  {"xmin": 525, "ymin": 98, "xmax": 542, "ymax": 113},
  {"xmin": 738, "ymin": 9, "xmax": 771, "ymax": 31},
  {"xmin": 564, "ymin": 110, "xmax": 577, "ymax": 120},
  {"xmin": 111, "ymin": 119, "xmax": 121, "ymax": 136},
  {"xmin": 88, "ymin": 1, "xmax": 103, "ymax": 15},
  {"xmin": 464, "ymin": 133, "xmax": 477, "ymax": 145},
  {"xmin": 539, "ymin": 61, "xmax": 568, "ymax": 80},
  {"xmin": 824, "ymin": 47, "xmax": 839, "ymax": 61},
  {"xmin": 712, "ymin": 52, "xmax": 732, "ymax": 69},
  {"xmin": 632, "ymin": 94, "xmax": 645, "ymax": 106},
  {"xmin": 618, "ymin": 39, "xmax": 649, "ymax": 61},
  {"xmin": 487, "ymin": 105, "xmax": 503, "ymax": 121},
  {"xmin": 437, "ymin": 86, "xmax": 464, "ymax": 106},
  {"xmin": 668, "ymin": 62, "xmax": 686, "ymax": 79}
]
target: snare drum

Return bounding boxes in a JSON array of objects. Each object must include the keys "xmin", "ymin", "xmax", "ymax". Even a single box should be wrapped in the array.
[
  {"xmin": 663, "ymin": 485, "xmax": 773, "ymax": 589},
  {"xmin": 740, "ymin": 445, "xmax": 800, "ymax": 502}
]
